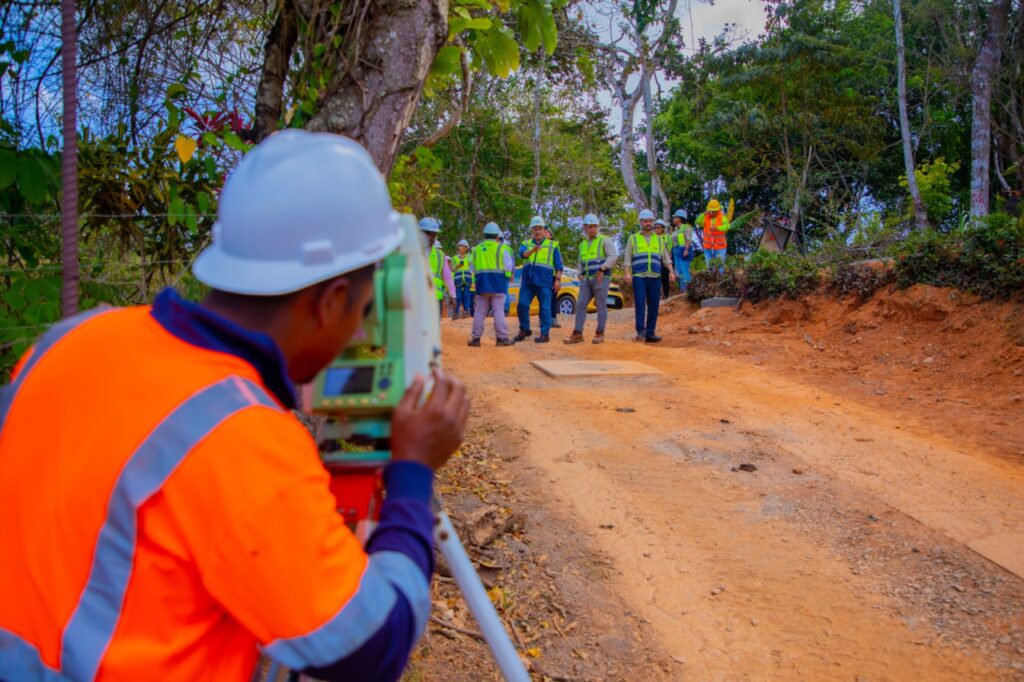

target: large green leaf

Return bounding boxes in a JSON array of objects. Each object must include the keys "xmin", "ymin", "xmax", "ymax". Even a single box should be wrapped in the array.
[
  {"xmin": 517, "ymin": 1, "xmax": 557, "ymax": 55},
  {"xmin": 430, "ymin": 45, "xmax": 464, "ymax": 77},
  {"xmin": 477, "ymin": 27, "xmax": 520, "ymax": 78},
  {"xmin": 16, "ymin": 155, "xmax": 52, "ymax": 205},
  {"xmin": 0, "ymin": 147, "xmax": 15, "ymax": 190},
  {"xmin": 517, "ymin": 3, "xmax": 543, "ymax": 52},
  {"xmin": 449, "ymin": 16, "xmax": 492, "ymax": 38}
]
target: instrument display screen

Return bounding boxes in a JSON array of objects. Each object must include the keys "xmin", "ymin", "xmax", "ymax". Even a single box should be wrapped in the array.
[{"xmin": 322, "ymin": 366, "xmax": 376, "ymax": 396}]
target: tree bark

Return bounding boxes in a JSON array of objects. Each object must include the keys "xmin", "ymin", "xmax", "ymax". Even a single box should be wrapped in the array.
[
  {"xmin": 530, "ymin": 50, "xmax": 545, "ymax": 212},
  {"xmin": 253, "ymin": 0, "xmax": 298, "ymax": 142},
  {"xmin": 605, "ymin": 61, "xmax": 647, "ymax": 210},
  {"xmin": 61, "ymin": 0, "xmax": 78, "ymax": 318},
  {"xmin": 893, "ymin": 0, "xmax": 929, "ymax": 229},
  {"xmin": 305, "ymin": 0, "xmax": 448, "ymax": 174},
  {"xmin": 969, "ymin": 0, "xmax": 1011, "ymax": 219},
  {"xmin": 641, "ymin": 66, "xmax": 669, "ymax": 219}
]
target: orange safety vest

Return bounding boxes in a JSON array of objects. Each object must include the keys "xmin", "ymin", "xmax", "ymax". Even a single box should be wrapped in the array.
[
  {"xmin": 702, "ymin": 213, "xmax": 728, "ymax": 251},
  {"xmin": 0, "ymin": 307, "xmax": 395, "ymax": 681}
]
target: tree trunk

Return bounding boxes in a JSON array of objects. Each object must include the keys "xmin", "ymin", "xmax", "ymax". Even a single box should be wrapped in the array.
[
  {"xmin": 61, "ymin": 0, "xmax": 78, "ymax": 317},
  {"xmin": 969, "ymin": 0, "xmax": 1011, "ymax": 219},
  {"xmin": 893, "ymin": 0, "xmax": 929, "ymax": 229},
  {"xmin": 641, "ymin": 67, "xmax": 670, "ymax": 220},
  {"xmin": 530, "ymin": 50, "xmax": 545, "ymax": 211},
  {"xmin": 305, "ymin": 0, "xmax": 448, "ymax": 174},
  {"xmin": 610, "ymin": 71, "xmax": 647, "ymax": 211},
  {"xmin": 253, "ymin": 0, "xmax": 298, "ymax": 142}
]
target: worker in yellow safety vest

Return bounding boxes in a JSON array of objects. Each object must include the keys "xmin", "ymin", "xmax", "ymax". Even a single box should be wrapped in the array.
[
  {"xmin": 624, "ymin": 208, "xmax": 676, "ymax": 343},
  {"xmin": 419, "ymin": 217, "xmax": 455, "ymax": 316},
  {"xmin": 451, "ymin": 240, "xmax": 474, "ymax": 320}
]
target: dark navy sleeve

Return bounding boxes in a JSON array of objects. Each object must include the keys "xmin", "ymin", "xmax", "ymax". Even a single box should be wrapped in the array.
[
  {"xmin": 301, "ymin": 461, "xmax": 435, "ymax": 682},
  {"xmin": 553, "ymin": 247, "xmax": 563, "ymax": 272}
]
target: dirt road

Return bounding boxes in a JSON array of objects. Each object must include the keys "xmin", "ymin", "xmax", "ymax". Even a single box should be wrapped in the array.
[{"xmin": 432, "ymin": 306, "xmax": 1024, "ymax": 680}]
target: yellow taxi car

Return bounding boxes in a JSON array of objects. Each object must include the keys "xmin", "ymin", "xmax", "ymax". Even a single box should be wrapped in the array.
[{"xmin": 507, "ymin": 267, "xmax": 624, "ymax": 316}]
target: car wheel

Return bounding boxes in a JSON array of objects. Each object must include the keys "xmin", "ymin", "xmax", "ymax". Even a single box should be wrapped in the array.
[{"xmin": 557, "ymin": 295, "xmax": 575, "ymax": 316}]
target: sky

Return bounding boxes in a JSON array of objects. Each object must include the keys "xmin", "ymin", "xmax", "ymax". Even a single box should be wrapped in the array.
[{"xmin": 588, "ymin": 0, "xmax": 769, "ymax": 130}]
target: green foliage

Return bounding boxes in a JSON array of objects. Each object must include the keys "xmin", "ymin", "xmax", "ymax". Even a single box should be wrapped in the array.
[
  {"xmin": 899, "ymin": 157, "xmax": 960, "ymax": 226},
  {"xmin": 894, "ymin": 213, "xmax": 1024, "ymax": 298},
  {"xmin": 742, "ymin": 251, "xmax": 821, "ymax": 302}
]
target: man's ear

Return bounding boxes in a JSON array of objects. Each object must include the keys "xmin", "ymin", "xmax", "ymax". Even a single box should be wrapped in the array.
[{"xmin": 313, "ymin": 277, "xmax": 351, "ymax": 329}]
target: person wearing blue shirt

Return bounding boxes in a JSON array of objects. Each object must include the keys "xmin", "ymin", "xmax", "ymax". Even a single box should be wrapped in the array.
[{"xmin": 513, "ymin": 215, "xmax": 562, "ymax": 344}]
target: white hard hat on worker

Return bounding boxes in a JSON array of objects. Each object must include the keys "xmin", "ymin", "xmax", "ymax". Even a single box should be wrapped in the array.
[{"xmin": 193, "ymin": 130, "xmax": 402, "ymax": 296}]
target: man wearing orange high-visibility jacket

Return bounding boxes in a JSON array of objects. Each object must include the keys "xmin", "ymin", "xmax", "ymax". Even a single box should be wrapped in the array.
[
  {"xmin": 696, "ymin": 198, "xmax": 730, "ymax": 274},
  {"xmin": 0, "ymin": 131, "xmax": 470, "ymax": 682}
]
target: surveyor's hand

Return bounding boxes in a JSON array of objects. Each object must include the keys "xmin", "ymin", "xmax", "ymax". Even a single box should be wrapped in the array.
[
  {"xmin": 391, "ymin": 371, "xmax": 470, "ymax": 471},
  {"xmin": 669, "ymin": 272, "xmax": 677, "ymax": 283},
  {"xmin": 625, "ymin": 273, "xmax": 632, "ymax": 285},
  {"xmin": 553, "ymin": 279, "xmax": 561, "ymax": 292},
  {"xmin": 595, "ymin": 271, "xmax": 604, "ymax": 284}
]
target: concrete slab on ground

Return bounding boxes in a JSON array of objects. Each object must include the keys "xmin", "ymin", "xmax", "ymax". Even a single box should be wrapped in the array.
[
  {"xmin": 531, "ymin": 360, "xmax": 662, "ymax": 378},
  {"xmin": 701, "ymin": 297, "xmax": 740, "ymax": 308}
]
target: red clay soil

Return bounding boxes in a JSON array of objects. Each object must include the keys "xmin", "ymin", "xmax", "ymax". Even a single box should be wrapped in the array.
[{"xmin": 657, "ymin": 284, "xmax": 1024, "ymax": 461}]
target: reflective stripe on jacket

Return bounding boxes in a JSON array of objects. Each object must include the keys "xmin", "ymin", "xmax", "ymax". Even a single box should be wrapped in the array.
[
  {"xmin": 452, "ymin": 254, "xmax": 472, "ymax": 286},
  {"xmin": 472, "ymin": 240, "xmax": 510, "ymax": 294},
  {"xmin": 699, "ymin": 213, "xmax": 729, "ymax": 250},
  {"xmin": 630, "ymin": 232, "xmax": 665, "ymax": 276},
  {"xmin": 579, "ymin": 236, "xmax": 607, "ymax": 277},
  {"xmin": 0, "ymin": 306, "xmax": 430, "ymax": 681}
]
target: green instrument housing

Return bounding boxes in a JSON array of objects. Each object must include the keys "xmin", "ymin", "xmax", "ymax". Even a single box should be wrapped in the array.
[{"xmin": 311, "ymin": 248, "xmax": 408, "ymax": 463}]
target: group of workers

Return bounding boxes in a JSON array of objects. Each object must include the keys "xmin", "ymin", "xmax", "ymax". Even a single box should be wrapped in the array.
[
  {"xmin": 0, "ymin": 122, "xmax": 736, "ymax": 682},
  {"xmin": 424, "ymin": 198, "xmax": 732, "ymax": 346}
]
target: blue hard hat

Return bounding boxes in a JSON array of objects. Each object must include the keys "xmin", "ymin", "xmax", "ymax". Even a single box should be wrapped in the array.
[
  {"xmin": 418, "ymin": 217, "xmax": 441, "ymax": 233},
  {"xmin": 638, "ymin": 209, "xmax": 655, "ymax": 221},
  {"xmin": 673, "ymin": 209, "xmax": 688, "ymax": 219},
  {"xmin": 483, "ymin": 221, "xmax": 501, "ymax": 236},
  {"xmin": 583, "ymin": 213, "xmax": 600, "ymax": 225}
]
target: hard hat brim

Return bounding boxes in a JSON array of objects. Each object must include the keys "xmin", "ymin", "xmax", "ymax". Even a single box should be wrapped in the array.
[{"xmin": 193, "ymin": 214, "xmax": 403, "ymax": 296}]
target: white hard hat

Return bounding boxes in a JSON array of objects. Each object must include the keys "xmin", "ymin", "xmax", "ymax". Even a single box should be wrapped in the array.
[
  {"xmin": 529, "ymin": 215, "xmax": 546, "ymax": 228},
  {"xmin": 458, "ymin": 239, "xmax": 470, "ymax": 247},
  {"xmin": 673, "ymin": 209, "xmax": 688, "ymax": 219},
  {"xmin": 193, "ymin": 130, "xmax": 401, "ymax": 295},
  {"xmin": 638, "ymin": 209, "xmax": 655, "ymax": 221},
  {"xmin": 654, "ymin": 219, "xmax": 667, "ymax": 227},
  {"xmin": 419, "ymin": 217, "xmax": 441, "ymax": 233},
  {"xmin": 583, "ymin": 213, "xmax": 599, "ymax": 225},
  {"xmin": 483, "ymin": 221, "xmax": 501, "ymax": 236}
]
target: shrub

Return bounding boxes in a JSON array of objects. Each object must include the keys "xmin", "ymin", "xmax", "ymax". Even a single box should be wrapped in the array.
[
  {"xmin": 741, "ymin": 251, "xmax": 820, "ymax": 302},
  {"xmin": 893, "ymin": 213, "xmax": 1024, "ymax": 299}
]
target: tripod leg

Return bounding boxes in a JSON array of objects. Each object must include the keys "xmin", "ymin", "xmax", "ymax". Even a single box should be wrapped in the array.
[{"xmin": 432, "ymin": 498, "xmax": 531, "ymax": 682}]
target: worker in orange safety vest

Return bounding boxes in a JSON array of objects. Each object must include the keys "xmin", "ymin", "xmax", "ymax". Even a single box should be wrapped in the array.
[
  {"xmin": 0, "ymin": 131, "xmax": 470, "ymax": 682},
  {"xmin": 695, "ymin": 198, "xmax": 730, "ymax": 274}
]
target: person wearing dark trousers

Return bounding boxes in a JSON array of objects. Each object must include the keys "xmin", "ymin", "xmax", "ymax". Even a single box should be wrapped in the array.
[
  {"xmin": 654, "ymin": 219, "xmax": 671, "ymax": 299},
  {"xmin": 624, "ymin": 209, "xmax": 675, "ymax": 343},
  {"xmin": 514, "ymin": 216, "xmax": 562, "ymax": 343},
  {"xmin": 543, "ymin": 227, "xmax": 563, "ymax": 328}
]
